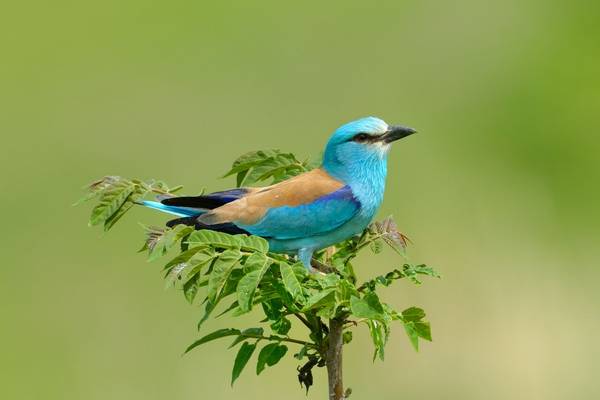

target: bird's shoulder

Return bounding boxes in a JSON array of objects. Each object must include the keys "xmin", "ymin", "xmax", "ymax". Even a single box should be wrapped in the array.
[{"xmin": 244, "ymin": 168, "xmax": 346, "ymax": 207}]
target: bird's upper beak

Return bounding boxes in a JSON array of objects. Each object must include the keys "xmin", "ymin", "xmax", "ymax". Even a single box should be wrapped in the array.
[{"xmin": 380, "ymin": 125, "xmax": 417, "ymax": 143}]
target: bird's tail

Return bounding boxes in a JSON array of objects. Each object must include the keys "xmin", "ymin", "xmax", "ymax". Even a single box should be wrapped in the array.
[
  {"xmin": 139, "ymin": 190, "xmax": 250, "ymax": 235},
  {"xmin": 140, "ymin": 200, "xmax": 203, "ymax": 218}
]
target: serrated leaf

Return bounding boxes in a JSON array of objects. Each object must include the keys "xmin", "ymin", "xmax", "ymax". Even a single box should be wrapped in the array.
[
  {"xmin": 370, "ymin": 239, "xmax": 383, "ymax": 254},
  {"xmin": 75, "ymin": 176, "xmax": 122, "ymax": 206},
  {"xmin": 301, "ymin": 288, "xmax": 336, "ymax": 311},
  {"xmin": 350, "ymin": 292, "xmax": 385, "ymax": 322},
  {"xmin": 242, "ymin": 156, "xmax": 301, "ymax": 186},
  {"xmin": 403, "ymin": 321, "xmax": 420, "ymax": 351},
  {"xmin": 238, "ymin": 234, "xmax": 269, "ymax": 253},
  {"xmin": 336, "ymin": 279, "xmax": 359, "ymax": 304},
  {"xmin": 270, "ymin": 316, "xmax": 291, "ymax": 335},
  {"xmin": 343, "ymin": 331, "xmax": 353, "ymax": 344},
  {"xmin": 256, "ymin": 343, "xmax": 288, "ymax": 375},
  {"xmin": 224, "ymin": 150, "xmax": 281, "ymax": 177},
  {"xmin": 187, "ymin": 230, "xmax": 242, "ymax": 250},
  {"xmin": 163, "ymin": 246, "xmax": 210, "ymax": 272},
  {"xmin": 402, "ymin": 307, "xmax": 432, "ymax": 351},
  {"xmin": 225, "ymin": 150, "xmax": 306, "ymax": 187},
  {"xmin": 103, "ymin": 183, "xmax": 147, "ymax": 231},
  {"xmin": 414, "ymin": 321, "xmax": 432, "ymax": 341},
  {"xmin": 220, "ymin": 268, "xmax": 244, "ymax": 299},
  {"xmin": 89, "ymin": 180, "xmax": 135, "ymax": 226},
  {"xmin": 315, "ymin": 273, "xmax": 340, "ymax": 289},
  {"xmin": 184, "ymin": 328, "xmax": 241, "ymax": 354},
  {"xmin": 183, "ymin": 273, "xmax": 200, "ymax": 303},
  {"xmin": 402, "ymin": 264, "xmax": 441, "ymax": 284},
  {"xmin": 316, "ymin": 303, "xmax": 337, "ymax": 319},
  {"xmin": 237, "ymin": 253, "xmax": 271, "ymax": 313},
  {"xmin": 294, "ymin": 345, "xmax": 309, "ymax": 360},
  {"xmin": 231, "ymin": 342, "xmax": 256, "ymax": 386},
  {"xmin": 401, "ymin": 307, "xmax": 426, "ymax": 322},
  {"xmin": 147, "ymin": 225, "xmax": 194, "ymax": 262},
  {"xmin": 280, "ymin": 262, "xmax": 304, "ymax": 302},
  {"xmin": 207, "ymin": 249, "xmax": 242, "ymax": 302},
  {"xmin": 367, "ymin": 320, "xmax": 388, "ymax": 361},
  {"xmin": 368, "ymin": 216, "xmax": 411, "ymax": 256},
  {"xmin": 197, "ymin": 299, "xmax": 217, "ymax": 330},
  {"xmin": 164, "ymin": 253, "xmax": 216, "ymax": 290}
]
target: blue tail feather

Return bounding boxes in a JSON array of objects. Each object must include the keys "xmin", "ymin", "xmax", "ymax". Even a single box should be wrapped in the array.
[{"xmin": 141, "ymin": 201, "xmax": 203, "ymax": 218}]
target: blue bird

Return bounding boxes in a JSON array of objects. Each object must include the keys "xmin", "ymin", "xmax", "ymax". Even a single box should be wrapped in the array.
[{"xmin": 142, "ymin": 117, "xmax": 416, "ymax": 272}]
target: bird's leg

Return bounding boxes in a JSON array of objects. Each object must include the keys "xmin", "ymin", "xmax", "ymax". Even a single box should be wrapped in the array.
[
  {"xmin": 298, "ymin": 248, "xmax": 316, "ymax": 273},
  {"xmin": 299, "ymin": 248, "xmax": 335, "ymax": 274}
]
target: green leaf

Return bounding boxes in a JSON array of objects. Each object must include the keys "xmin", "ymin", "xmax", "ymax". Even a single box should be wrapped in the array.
[
  {"xmin": 401, "ymin": 307, "xmax": 432, "ymax": 351},
  {"xmin": 76, "ymin": 176, "xmax": 122, "ymax": 206},
  {"xmin": 231, "ymin": 342, "xmax": 256, "ymax": 386},
  {"xmin": 415, "ymin": 321, "xmax": 432, "ymax": 341},
  {"xmin": 223, "ymin": 150, "xmax": 306, "ymax": 187},
  {"xmin": 103, "ymin": 182, "xmax": 148, "ymax": 231},
  {"xmin": 336, "ymin": 279, "xmax": 359, "ymax": 304},
  {"xmin": 237, "ymin": 253, "xmax": 271, "ymax": 313},
  {"xmin": 343, "ymin": 331, "xmax": 353, "ymax": 344},
  {"xmin": 256, "ymin": 343, "xmax": 288, "ymax": 375},
  {"xmin": 163, "ymin": 246, "xmax": 209, "ymax": 272},
  {"xmin": 367, "ymin": 320, "xmax": 388, "ymax": 361},
  {"xmin": 270, "ymin": 316, "xmax": 291, "ymax": 335},
  {"xmin": 401, "ymin": 264, "xmax": 441, "ymax": 284},
  {"xmin": 187, "ymin": 231, "xmax": 266, "ymax": 253},
  {"xmin": 403, "ymin": 321, "xmax": 420, "ymax": 351},
  {"xmin": 207, "ymin": 249, "xmax": 242, "ymax": 302},
  {"xmin": 359, "ymin": 264, "xmax": 440, "ymax": 291},
  {"xmin": 183, "ymin": 273, "xmax": 200, "ymax": 303},
  {"xmin": 167, "ymin": 255, "xmax": 215, "ymax": 289},
  {"xmin": 146, "ymin": 225, "xmax": 194, "ymax": 262},
  {"xmin": 280, "ymin": 262, "xmax": 304, "ymax": 302},
  {"xmin": 89, "ymin": 180, "xmax": 136, "ymax": 226},
  {"xmin": 401, "ymin": 307, "xmax": 426, "ymax": 322},
  {"xmin": 314, "ymin": 272, "xmax": 340, "ymax": 289},
  {"xmin": 350, "ymin": 292, "xmax": 385, "ymax": 322},
  {"xmin": 224, "ymin": 150, "xmax": 281, "ymax": 177},
  {"xmin": 238, "ymin": 235, "xmax": 269, "ymax": 253},
  {"xmin": 301, "ymin": 288, "xmax": 336, "ymax": 311},
  {"xmin": 184, "ymin": 328, "xmax": 241, "ymax": 354},
  {"xmin": 187, "ymin": 230, "xmax": 242, "ymax": 250},
  {"xmin": 220, "ymin": 268, "xmax": 244, "ymax": 298},
  {"xmin": 294, "ymin": 345, "xmax": 309, "ymax": 360},
  {"xmin": 197, "ymin": 299, "xmax": 217, "ymax": 330},
  {"xmin": 369, "ymin": 239, "xmax": 383, "ymax": 254},
  {"xmin": 229, "ymin": 327, "xmax": 264, "ymax": 348}
]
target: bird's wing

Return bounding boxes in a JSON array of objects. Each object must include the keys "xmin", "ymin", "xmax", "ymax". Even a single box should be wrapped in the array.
[{"xmin": 198, "ymin": 168, "xmax": 360, "ymax": 239}]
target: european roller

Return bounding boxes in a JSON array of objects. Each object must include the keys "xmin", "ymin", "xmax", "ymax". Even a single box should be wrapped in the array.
[{"xmin": 142, "ymin": 117, "xmax": 416, "ymax": 272}]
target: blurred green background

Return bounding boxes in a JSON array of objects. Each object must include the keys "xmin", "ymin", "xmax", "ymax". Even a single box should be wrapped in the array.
[{"xmin": 2, "ymin": 1, "xmax": 599, "ymax": 399}]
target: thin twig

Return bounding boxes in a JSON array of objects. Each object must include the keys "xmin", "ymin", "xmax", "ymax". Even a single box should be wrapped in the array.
[
  {"xmin": 293, "ymin": 313, "xmax": 314, "ymax": 330},
  {"xmin": 240, "ymin": 333, "xmax": 314, "ymax": 347}
]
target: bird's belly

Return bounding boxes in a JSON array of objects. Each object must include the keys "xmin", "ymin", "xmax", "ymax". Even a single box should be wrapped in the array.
[{"xmin": 267, "ymin": 212, "xmax": 374, "ymax": 254}]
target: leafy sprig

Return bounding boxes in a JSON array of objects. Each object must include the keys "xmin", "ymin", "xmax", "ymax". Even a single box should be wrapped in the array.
[{"xmin": 79, "ymin": 149, "xmax": 439, "ymax": 394}]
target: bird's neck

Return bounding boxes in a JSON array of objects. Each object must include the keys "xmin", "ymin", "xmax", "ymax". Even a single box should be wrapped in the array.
[{"xmin": 323, "ymin": 156, "xmax": 387, "ymax": 215}]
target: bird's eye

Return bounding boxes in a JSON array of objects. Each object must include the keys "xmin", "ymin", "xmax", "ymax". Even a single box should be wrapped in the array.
[{"xmin": 353, "ymin": 133, "xmax": 370, "ymax": 142}]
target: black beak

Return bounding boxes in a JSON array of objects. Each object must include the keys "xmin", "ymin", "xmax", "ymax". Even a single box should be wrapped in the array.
[{"xmin": 381, "ymin": 125, "xmax": 417, "ymax": 143}]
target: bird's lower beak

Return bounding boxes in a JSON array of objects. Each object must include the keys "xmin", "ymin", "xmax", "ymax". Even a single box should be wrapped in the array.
[{"xmin": 381, "ymin": 125, "xmax": 417, "ymax": 143}]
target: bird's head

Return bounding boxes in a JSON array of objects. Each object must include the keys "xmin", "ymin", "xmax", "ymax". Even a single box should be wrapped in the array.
[{"xmin": 322, "ymin": 116, "xmax": 416, "ymax": 178}]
